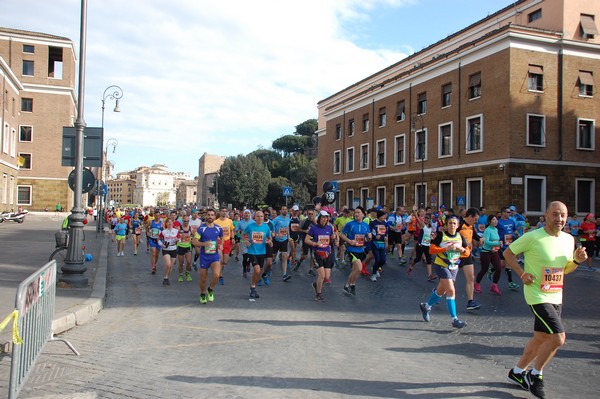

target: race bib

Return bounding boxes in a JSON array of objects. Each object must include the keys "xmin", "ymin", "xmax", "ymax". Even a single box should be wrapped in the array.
[
  {"xmin": 317, "ymin": 235, "xmax": 330, "ymax": 247},
  {"xmin": 290, "ymin": 223, "xmax": 299, "ymax": 232},
  {"xmin": 478, "ymin": 224, "xmax": 485, "ymax": 232},
  {"xmin": 422, "ymin": 233, "xmax": 431, "ymax": 246},
  {"xmin": 504, "ymin": 234, "xmax": 513, "ymax": 245},
  {"xmin": 206, "ymin": 240, "xmax": 217, "ymax": 254},
  {"xmin": 252, "ymin": 232, "xmax": 264, "ymax": 244},
  {"xmin": 540, "ymin": 267, "xmax": 564, "ymax": 293},
  {"xmin": 222, "ymin": 226, "xmax": 230, "ymax": 238},
  {"xmin": 376, "ymin": 225, "xmax": 386, "ymax": 235},
  {"xmin": 354, "ymin": 234, "xmax": 365, "ymax": 247},
  {"xmin": 150, "ymin": 228, "xmax": 160, "ymax": 238},
  {"xmin": 181, "ymin": 233, "xmax": 191, "ymax": 242},
  {"xmin": 279, "ymin": 227, "xmax": 288, "ymax": 236},
  {"xmin": 134, "ymin": 227, "xmax": 141, "ymax": 235}
]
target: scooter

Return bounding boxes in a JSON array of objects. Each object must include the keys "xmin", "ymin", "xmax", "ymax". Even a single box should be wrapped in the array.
[{"xmin": 0, "ymin": 209, "xmax": 28, "ymax": 223}]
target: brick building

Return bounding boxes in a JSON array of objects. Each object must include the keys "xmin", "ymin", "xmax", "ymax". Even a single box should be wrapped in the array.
[
  {"xmin": 0, "ymin": 28, "xmax": 76, "ymax": 211},
  {"xmin": 317, "ymin": 0, "xmax": 599, "ymax": 217}
]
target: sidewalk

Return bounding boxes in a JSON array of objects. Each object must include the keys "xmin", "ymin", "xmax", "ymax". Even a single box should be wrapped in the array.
[{"xmin": 0, "ymin": 213, "xmax": 108, "ymax": 347}]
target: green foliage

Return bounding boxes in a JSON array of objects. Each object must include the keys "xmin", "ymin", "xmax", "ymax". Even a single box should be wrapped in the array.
[
  {"xmin": 216, "ymin": 155, "xmax": 270, "ymax": 209},
  {"xmin": 272, "ymin": 135, "xmax": 310, "ymax": 157},
  {"xmin": 295, "ymin": 119, "xmax": 318, "ymax": 137}
]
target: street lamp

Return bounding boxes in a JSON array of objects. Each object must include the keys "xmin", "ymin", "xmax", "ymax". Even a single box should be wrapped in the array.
[
  {"xmin": 97, "ymin": 85, "xmax": 123, "ymax": 232},
  {"xmin": 411, "ymin": 114, "xmax": 425, "ymax": 208}
]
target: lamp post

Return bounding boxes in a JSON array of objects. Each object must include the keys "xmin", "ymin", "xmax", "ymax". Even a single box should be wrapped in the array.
[
  {"xmin": 98, "ymin": 138, "xmax": 118, "ymax": 231},
  {"xmin": 97, "ymin": 85, "xmax": 122, "ymax": 232},
  {"xmin": 411, "ymin": 114, "xmax": 425, "ymax": 208}
]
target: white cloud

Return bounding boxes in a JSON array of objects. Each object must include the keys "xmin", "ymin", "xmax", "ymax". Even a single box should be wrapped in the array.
[{"xmin": 1, "ymin": 0, "xmax": 410, "ymax": 175}]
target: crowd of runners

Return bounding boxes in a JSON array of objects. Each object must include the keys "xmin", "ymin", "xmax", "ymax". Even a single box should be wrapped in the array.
[{"xmin": 103, "ymin": 201, "xmax": 596, "ymax": 399}]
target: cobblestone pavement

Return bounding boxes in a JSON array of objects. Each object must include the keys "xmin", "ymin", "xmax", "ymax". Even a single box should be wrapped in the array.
[{"xmin": 6, "ymin": 235, "xmax": 600, "ymax": 398}]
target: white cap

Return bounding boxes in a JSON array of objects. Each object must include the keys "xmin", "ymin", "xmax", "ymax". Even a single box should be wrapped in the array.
[
  {"xmin": 292, "ymin": 205, "xmax": 299, "ymax": 210},
  {"xmin": 319, "ymin": 210, "xmax": 330, "ymax": 216},
  {"xmin": 243, "ymin": 209, "xmax": 251, "ymax": 214}
]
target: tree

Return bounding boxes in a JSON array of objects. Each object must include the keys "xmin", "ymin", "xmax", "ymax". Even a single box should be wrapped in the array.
[
  {"xmin": 216, "ymin": 155, "xmax": 270, "ymax": 209},
  {"xmin": 265, "ymin": 176, "xmax": 291, "ymax": 208},
  {"xmin": 295, "ymin": 119, "xmax": 318, "ymax": 137},
  {"xmin": 272, "ymin": 135, "xmax": 310, "ymax": 157}
]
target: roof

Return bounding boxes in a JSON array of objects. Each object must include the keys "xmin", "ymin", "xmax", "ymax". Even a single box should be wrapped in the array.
[{"xmin": 0, "ymin": 27, "xmax": 72, "ymax": 42}]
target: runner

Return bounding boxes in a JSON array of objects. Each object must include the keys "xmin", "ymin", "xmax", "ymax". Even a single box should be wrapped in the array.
[
  {"xmin": 288, "ymin": 205, "xmax": 302, "ymax": 268},
  {"xmin": 475, "ymin": 215, "xmax": 503, "ymax": 295},
  {"xmin": 369, "ymin": 210, "xmax": 389, "ymax": 281},
  {"xmin": 407, "ymin": 214, "xmax": 435, "ymax": 281},
  {"xmin": 214, "ymin": 207, "xmax": 235, "ymax": 285},
  {"xmin": 333, "ymin": 208, "xmax": 352, "ymax": 267},
  {"xmin": 387, "ymin": 206, "xmax": 407, "ymax": 263},
  {"xmin": 497, "ymin": 207, "xmax": 520, "ymax": 290},
  {"xmin": 147, "ymin": 210, "xmax": 163, "ymax": 274},
  {"xmin": 130, "ymin": 212, "xmax": 143, "ymax": 256},
  {"xmin": 339, "ymin": 206, "xmax": 371, "ymax": 296},
  {"xmin": 505, "ymin": 201, "xmax": 588, "ymax": 399},
  {"xmin": 579, "ymin": 213, "xmax": 597, "ymax": 271},
  {"xmin": 296, "ymin": 208, "xmax": 316, "ymax": 275},
  {"xmin": 189, "ymin": 210, "xmax": 203, "ymax": 270},
  {"xmin": 176, "ymin": 215, "xmax": 194, "ymax": 282},
  {"xmin": 457, "ymin": 207, "xmax": 482, "ymax": 310},
  {"xmin": 192, "ymin": 209, "xmax": 223, "ymax": 304},
  {"xmin": 243, "ymin": 210, "xmax": 272, "ymax": 301},
  {"xmin": 269, "ymin": 205, "xmax": 292, "ymax": 282},
  {"xmin": 419, "ymin": 214, "xmax": 470, "ymax": 329},
  {"xmin": 235, "ymin": 209, "xmax": 255, "ymax": 278},
  {"xmin": 158, "ymin": 218, "xmax": 180, "ymax": 286},
  {"xmin": 305, "ymin": 210, "xmax": 337, "ymax": 301},
  {"xmin": 112, "ymin": 216, "xmax": 128, "ymax": 257}
]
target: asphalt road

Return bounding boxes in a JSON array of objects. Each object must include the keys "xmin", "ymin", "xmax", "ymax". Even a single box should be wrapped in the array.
[{"xmin": 2, "ymin": 222, "xmax": 599, "ymax": 398}]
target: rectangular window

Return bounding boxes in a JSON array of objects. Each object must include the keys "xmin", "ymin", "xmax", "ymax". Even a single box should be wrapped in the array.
[
  {"xmin": 415, "ymin": 128, "xmax": 427, "ymax": 162},
  {"xmin": 394, "ymin": 185, "xmax": 405, "ymax": 209},
  {"xmin": 579, "ymin": 71, "xmax": 594, "ymax": 97},
  {"xmin": 378, "ymin": 107, "xmax": 386, "ymax": 127},
  {"xmin": 2, "ymin": 123, "xmax": 8, "ymax": 154},
  {"xmin": 469, "ymin": 73, "xmax": 482, "ymax": 99},
  {"xmin": 346, "ymin": 147, "xmax": 355, "ymax": 172},
  {"xmin": 528, "ymin": 9, "xmax": 542, "ymax": 23},
  {"xmin": 18, "ymin": 153, "xmax": 32, "ymax": 170},
  {"xmin": 580, "ymin": 14, "xmax": 599, "ymax": 39},
  {"xmin": 48, "ymin": 46, "xmax": 63, "ymax": 79},
  {"xmin": 439, "ymin": 181, "xmax": 452, "ymax": 209},
  {"xmin": 333, "ymin": 150, "xmax": 341, "ymax": 174},
  {"xmin": 525, "ymin": 176, "xmax": 546, "ymax": 214},
  {"xmin": 395, "ymin": 100, "xmax": 406, "ymax": 122},
  {"xmin": 10, "ymin": 128, "xmax": 16, "ymax": 157},
  {"xmin": 415, "ymin": 183, "xmax": 426, "ymax": 208},
  {"xmin": 348, "ymin": 119, "xmax": 355, "ymax": 136},
  {"xmin": 394, "ymin": 134, "xmax": 405, "ymax": 165},
  {"xmin": 22, "ymin": 60, "xmax": 34, "ymax": 76},
  {"xmin": 528, "ymin": 65, "xmax": 544, "ymax": 91},
  {"xmin": 439, "ymin": 123, "xmax": 452, "ymax": 157},
  {"xmin": 527, "ymin": 114, "xmax": 546, "ymax": 147},
  {"xmin": 23, "ymin": 44, "xmax": 34, "ymax": 53},
  {"xmin": 18, "ymin": 185, "xmax": 32, "ymax": 206},
  {"xmin": 346, "ymin": 189, "xmax": 355, "ymax": 209},
  {"xmin": 19, "ymin": 125, "xmax": 33, "ymax": 142},
  {"xmin": 417, "ymin": 92, "xmax": 427, "ymax": 115},
  {"xmin": 442, "ymin": 83, "xmax": 452, "ymax": 107},
  {"xmin": 376, "ymin": 186, "xmax": 386, "ymax": 206},
  {"xmin": 466, "ymin": 178, "xmax": 482, "ymax": 209},
  {"xmin": 576, "ymin": 179, "xmax": 595, "ymax": 215},
  {"xmin": 361, "ymin": 188, "xmax": 369, "ymax": 208},
  {"xmin": 9, "ymin": 176, "xmax": 14, "ymax": 205},
  {"xmin": 335, "ymin": 123, "xmax": 342, "ymax": 140},
  {"xmin": 577, "ymin": 119, "xmax": 595, "ymax": 150},
  {"xmin": 376, "ymin": 139, "xmax": 386, "ymax": 167},
  {"xmin": 466, "ymin": 114, "xmax": 483, "ymax": 153},
  {"xmin": 360, "ymin": 143, "xmax": 369, "ymax": 170},
  {"xmin": 2, "ymin": 174, "xmax": 6, "ymax": 203},
  {"xmin": 362, "ymin": 113, "xmax": 369, "ymax": 132},
  {"xmin": 21, "ymin": 98, "xmax": 33, "ymax": 112}
]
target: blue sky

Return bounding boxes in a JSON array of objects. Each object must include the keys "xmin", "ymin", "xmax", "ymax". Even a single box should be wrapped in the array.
[{"xmin": 1, "ymin": 0, "xmax": 513, "ymax": 177}]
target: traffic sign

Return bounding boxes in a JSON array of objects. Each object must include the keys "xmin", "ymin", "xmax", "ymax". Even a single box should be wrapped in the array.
[
  {"xmin": 282, "ymin": 186, "xmax": 293, "ymax": 197},
  {"xmin": 331, "ymin": 181, "xmax": 338, "ymax": 192},
  {"xmin": 456, "ymin": 196, "xmax": 466, "ymax": 206}
]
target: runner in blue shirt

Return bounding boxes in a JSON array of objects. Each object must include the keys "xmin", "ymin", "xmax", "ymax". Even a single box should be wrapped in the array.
[
  {"xmin": 339, "ymin": 206, "xmax": 372, "ymax": 296},
  {"xmin": 243, "ymin": 210, "xmax": 272, "ymax": 301},
  {"xmin": 268, "ymin": 206, "xmax": 292, "ymax": 282},
  {"xmin": 192, "ymin": 209, "xmax": 223, "ymax": 304},
  {"xmin": 497, "ymin": 207, "xmax": 520, "ymax": 290}
]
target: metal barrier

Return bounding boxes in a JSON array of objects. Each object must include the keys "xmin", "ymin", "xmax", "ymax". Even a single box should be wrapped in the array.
[{"xmin": 8, "ymin": 260, "xmax": 79, "ymax": 399}]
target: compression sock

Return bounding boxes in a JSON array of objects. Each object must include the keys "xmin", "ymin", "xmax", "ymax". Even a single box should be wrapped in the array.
[
  {"xmin": 446, "ymin": 296, "xmax": 457, "ymax": 318},
  {"xmin": 426, "ymin": 289, "xmax": 442, "ymax": 308}
]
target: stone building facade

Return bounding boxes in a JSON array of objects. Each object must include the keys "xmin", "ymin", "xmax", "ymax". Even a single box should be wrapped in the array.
[{"xmin": 317, "ymin": 0, "xmax": 599, "ymax": 217}]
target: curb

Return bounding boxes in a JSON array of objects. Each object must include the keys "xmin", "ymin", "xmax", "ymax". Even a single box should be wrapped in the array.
[{"xmin": 51, "ymin": 237, "xmax": 107, "ymax": 335}]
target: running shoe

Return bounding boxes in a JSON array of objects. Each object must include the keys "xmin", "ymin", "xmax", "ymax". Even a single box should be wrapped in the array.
[
  {"xmin": 235, "ymin": 256, "xmax": 239, "ymax": 262},
  {"xmin": 474, "ymin": 282, "xmax": 481, "ymax": 294},
  {"xmin": 312, "ymin": 282, "xmax": 317, "ymax": 294},
  {"xmin": 219, "ymin": 276, "xmax": 224, "ymax": 285},
  {"xmin": 343, "ymin": 285, "xmax": 351, "ymax": 295},
  {"xmin": 151, "ymin": 267, "xmax": 156, "ymax": 275},
  {"xmin": 200, "ymin": 294, "xmax": 207, "ymax": 304},
  {"xmin": 293, "ymin": 261, "xmax": 301, "ymax": 272},
  {"xmin": 349, "ymin": 285, "xmax": 356, "ymax": 296},
  {"xmin": 185, "ymin": 271, "xmax": 192, "ymax": 282},
  {"xmin": 508, "ymin": 281, "xmax": 520, "ymax": 291},
  {"xmin": 370, "ymin": 274, "xmax": 378, "ymax": 282},
  {"xmin": 399, "ymin": 256, "xmax": 407, "ymax": 264},
  {"xmin": 282, "ymin": 273, "xmax": 292, "ymax": 282},
  {"xmin": 467, "ymin": 300, "xmax": 481, "ymax": 310},
  {"xmin": 207, "ymin": 289, "xmax": 214, "ymax": 302},
  {"xmin": 249, "ymin": 289, "xmax": 257, "ymax": 301},
  {"xmin": 192, "ymin": 260, "xmax": 198, "ymax": 271},
  {"xmin": 177, "ymin": 275, "xmax": 184, "ymax": 283},
  {"xmin": 315, "ymin": 293, "xmax": 325, "ymax": 302},
  {"xmin": 427, "ymin": 274, "xmax": 438, "ymax": 282},
  {"xmin": 134, "ymin": 250, "xmax": 138, "ymax": 256},
  {"xmin": 419, "ymin": 303, "xmax": 431, "ymax": 322},
  {"xmin": 452, "ymin": 318, "xmax": 466, "ymax": 329},
  {"xmin": 166, "ymin": 278, "xmax": 170, "ymax": 286},
  {"xmin": 262, "ymin": 275, "xmax": 270, "ymax": 285},
  {"xmin": 526, "ymin": 372, "xmax": 545, "ymax": 399},
  {"xmin": 407, "ymin": 265, "xmax": 414, "ymax": 276},
  {"xmin": 308, "ymin": 269, "xmax": 316, "ymax": 277},
  {"xmin": 257, "ymin": 279, "xmax": 263, "ymax": 286},
  {"xmin": 162, "ymin": 278, "xmax": 168, "ymax": 287},
  {"xmin": 507, "ymin": 369, "xmax": 529, "ymax": 390},
  {"xmin": 324, "ymin": 278, "xmax": 331, "ymax": 285},
  {"xmin": 243, "ymin": 271, "xmax": 248, "ymax": 279},
  {"xmin": 490, "ymin": 284, "xmax": 502, "ymax": 296}
]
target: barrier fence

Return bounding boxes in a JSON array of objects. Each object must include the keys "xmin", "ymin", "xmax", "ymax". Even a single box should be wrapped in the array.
[{"xmin": 7, "ymin": 260, "xmax": 78, "ymax": 399}]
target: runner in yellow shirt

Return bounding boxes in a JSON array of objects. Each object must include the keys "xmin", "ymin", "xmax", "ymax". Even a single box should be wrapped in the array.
[{"xmin": 214, "ymin": 206, "xmax": 235, "ymax": 285}]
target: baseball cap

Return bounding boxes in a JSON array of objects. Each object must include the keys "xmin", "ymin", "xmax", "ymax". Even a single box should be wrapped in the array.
[
  {"xmin": 319, "ymin": 210, "xmax": 330, "ymax": 216},
  {"xmin": 586, "ymin": 213, "xmax": 594, "ymax": 220},
  {"xmin": 439, "ymin": 205, "xmax": 446, "ymax": 209},
  {"xmin": 509, "ymin": 205, "xmax": 516, "ymax": 211},
  {"xmin": 243, "ymin": 209, "xmax": 251, "ymax": 214},
  {"xmin": 292, "ymin": 205, "xmax": 299, "ymax": 211}
]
